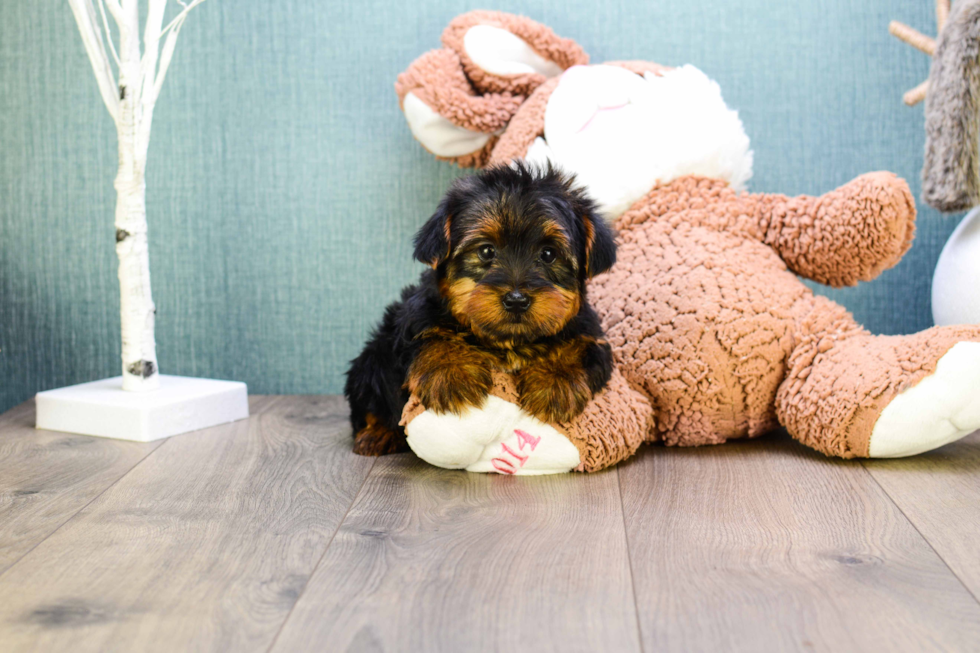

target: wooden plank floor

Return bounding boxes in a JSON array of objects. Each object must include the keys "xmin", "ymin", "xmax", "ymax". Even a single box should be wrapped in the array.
[
  {"xmin": 0, "ymin": 402, "xmax": 162, "ymax": 575},
  {"xmin": 0, "ymin": 397, "xmax": 978, "ymax": 652}
]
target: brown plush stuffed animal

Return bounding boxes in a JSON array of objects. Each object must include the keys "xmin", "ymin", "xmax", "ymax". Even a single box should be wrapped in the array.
[{"xmin": 395, "ymin": 11, "xmax": 980, "ymax": 474}]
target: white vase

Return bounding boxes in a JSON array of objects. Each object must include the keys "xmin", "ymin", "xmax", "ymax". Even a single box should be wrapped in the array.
[{"xmin": 933, "ymin": 206, "xmax": 980, "ymax": 326}]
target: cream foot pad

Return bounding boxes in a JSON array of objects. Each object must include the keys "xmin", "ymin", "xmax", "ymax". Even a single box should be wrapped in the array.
[{"xmin": 870, "ymin": 342, "xmax": 980, "ymax": 457}]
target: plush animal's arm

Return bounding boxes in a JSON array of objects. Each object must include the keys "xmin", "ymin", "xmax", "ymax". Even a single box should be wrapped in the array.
[
  {"xmin": 402, "ymin": 369, "xmax": 653, "ymax": 474},
  {"xmin": 745, "ymin": 172, "xmax": 916, "ymax": 287}
]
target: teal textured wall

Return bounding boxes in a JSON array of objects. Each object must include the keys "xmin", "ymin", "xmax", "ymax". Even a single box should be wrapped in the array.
[{"xmin": 0, "ymin": 1, "xmax": 965, "ymax": 412}]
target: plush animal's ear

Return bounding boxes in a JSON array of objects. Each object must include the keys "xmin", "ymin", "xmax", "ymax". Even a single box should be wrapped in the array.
[
  {"xmin": 413, "ymin": 203, "xmax": 453, "ymax": 268},
  {"xmin": 582, "ymin": 211, "xmax": 616, "ymax": 278},
  {"xmin": 442, "ymin": 11, "xmax": 589, "ymax": 95},
  {"xmin": 396, "ymin": 12, "xmax": 587, "ymax": 169},
  {"xmin": 396, "ymin": 48, "xmax": 525, "ymax": 168}
]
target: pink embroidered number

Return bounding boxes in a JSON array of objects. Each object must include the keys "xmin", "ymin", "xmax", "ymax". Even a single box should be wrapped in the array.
[
  {"xmin": 500, "ymin": 442, "xmax": 528, "ymax": 466},
  {"xmin": 514, "ymin": 429, "xmax": 540, "ymax": 451},
  {"xmin": 490, "ymin": 429, "xmax": 541, "ymax": 474},
  {"xmin": 491, "ymin": 458, "xmax": 517, "ymax": 474}
]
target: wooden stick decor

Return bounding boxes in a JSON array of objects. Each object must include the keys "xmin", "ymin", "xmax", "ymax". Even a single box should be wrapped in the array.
[{"xmin": 890, "ymin": 0, "xmax": 950, "ymax": 105}]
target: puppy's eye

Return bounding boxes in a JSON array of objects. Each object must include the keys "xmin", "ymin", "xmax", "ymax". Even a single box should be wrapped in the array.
[
  {"xmin": 540, "ymin": 247, "xmax": 557, "ymax": 264},
  {"xmin": 478, "ymin": 244, "xmax": 496, "ymax": 262}
]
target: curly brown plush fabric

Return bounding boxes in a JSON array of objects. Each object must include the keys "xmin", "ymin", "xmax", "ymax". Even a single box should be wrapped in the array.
[
  {"xmin": 552, "ymin": 371, "xmax": 652, "ymax": 472},
  {"xmin": 487, "ymin": 77, "xmax": 558, "ymax": 166},
  {"xmin": 394, "ymin": 49, "xmax": 525, "ymax": 133},
  {"xmin": 778, "ymin": 312, "xmax": 980, "ymax": 457},
  {"xmin": 394, "ymin": 48, "xmax": 518, "ymax": 167}
]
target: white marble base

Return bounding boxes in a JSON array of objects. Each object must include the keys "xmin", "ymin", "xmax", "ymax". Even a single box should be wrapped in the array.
[{"xmin": 35, "ymin": 375, "xmax": 249, "ymax": 442}]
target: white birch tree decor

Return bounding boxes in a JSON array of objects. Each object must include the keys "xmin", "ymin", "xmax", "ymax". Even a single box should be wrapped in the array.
[
  {"xmin": 67, "ymin": 0, "xmax": 208, "ymax": 391},
  {"xmin": 37, "ymin": 0, "xmax": 246, "ymax": 441}
]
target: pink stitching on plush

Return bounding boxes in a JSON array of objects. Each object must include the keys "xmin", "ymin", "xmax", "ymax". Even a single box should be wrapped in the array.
[
  {"xmin": 577, "ymin": 102, "xmax": 629, "ymax": 133},
  {"xmin": 500, "ymin": 442, "xmax": 529, "ymax": 466},
  {"xmin": 491, "ymin": 458, "xmax": 517, "ymax": 474},
  {"xmin": 514, "ymin": 429, "xmax": 541, "ymax": 451}
]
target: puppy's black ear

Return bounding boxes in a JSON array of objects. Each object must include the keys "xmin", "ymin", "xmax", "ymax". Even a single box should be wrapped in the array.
[
  {"xmin": 581, "ymin": 210, "xmax": 616, "ymax": 278},
  {"xmin": 413, "ymin": 203, "xmax": 452, "ymax": 269},
  {"xmin": 415, "ymin": 174, "xmax": 484, "ymax": 268},
  {"xmin": 553, "ymin": 167, "xmax": 617, "ymax": 279}
]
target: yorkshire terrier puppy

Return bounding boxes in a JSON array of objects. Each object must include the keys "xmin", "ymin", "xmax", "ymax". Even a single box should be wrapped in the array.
[{"xmin": 344, "ymin": 162, "xmax": 617, "ymax": 456}]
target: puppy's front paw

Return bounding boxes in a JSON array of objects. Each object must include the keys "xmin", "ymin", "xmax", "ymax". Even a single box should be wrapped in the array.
[
  {"xmin": 353, "ymin": 414, "xmax": 409, "ymax": 456},
  {"xmin": 517, "ymin": 363, "xmax": 592, "ymax": 424},
  {"xmin": 414, "ymin": 374, "xmax": 491, "ymax": 415},
  {"xmin": 409, "ymin": 353, "xmax": 493, "ymax": 415}
]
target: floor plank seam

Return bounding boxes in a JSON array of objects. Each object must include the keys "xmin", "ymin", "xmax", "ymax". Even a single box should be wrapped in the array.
[
  {"xmin": 0, "ymin": 436, "xmax": 173, "ymax": 582},
  {"xmin": 860, "ymin": 460, "xmax": 980, "ymax": 608},
  {"xmin": 264, "ymin": 456, "xmax": 377, "ymax": 653},
  {"xmin": 617, "ymin": 467, "xmax": 646, "ymax": 653}
]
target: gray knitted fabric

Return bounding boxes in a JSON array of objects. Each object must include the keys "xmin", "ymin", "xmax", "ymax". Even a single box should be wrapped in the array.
[{"xmin": 923, "ymin": 0, "xmax": 980, "ymax": 213}]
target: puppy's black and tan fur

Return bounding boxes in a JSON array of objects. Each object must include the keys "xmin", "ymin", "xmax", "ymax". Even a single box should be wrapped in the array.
[{"xmin": 345, "ymin": 163, "xmax": 617, "ymax": 455}]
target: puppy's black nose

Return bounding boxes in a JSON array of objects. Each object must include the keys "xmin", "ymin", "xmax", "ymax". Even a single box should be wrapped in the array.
[{"xmin": 502, "ymin": 290, "xmax": 531, "ymax": 314}]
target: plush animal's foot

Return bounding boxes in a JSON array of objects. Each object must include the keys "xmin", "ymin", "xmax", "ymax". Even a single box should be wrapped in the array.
[
  {"xmin": 870, "ymin": 342, "xmax": 980, "ymax": 457},
  {"xmin": 353, "ymin": 414, "xmax": 409, "ymax": 456},
  {"xmin": 405, "ymin": 395, "xmax": 581, "ymax": 475}
]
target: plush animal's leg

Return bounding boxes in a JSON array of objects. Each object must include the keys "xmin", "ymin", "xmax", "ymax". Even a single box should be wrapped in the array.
[{"xmin": 776, "ymin": 296, "xmax": 980, "ymax": 458}]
